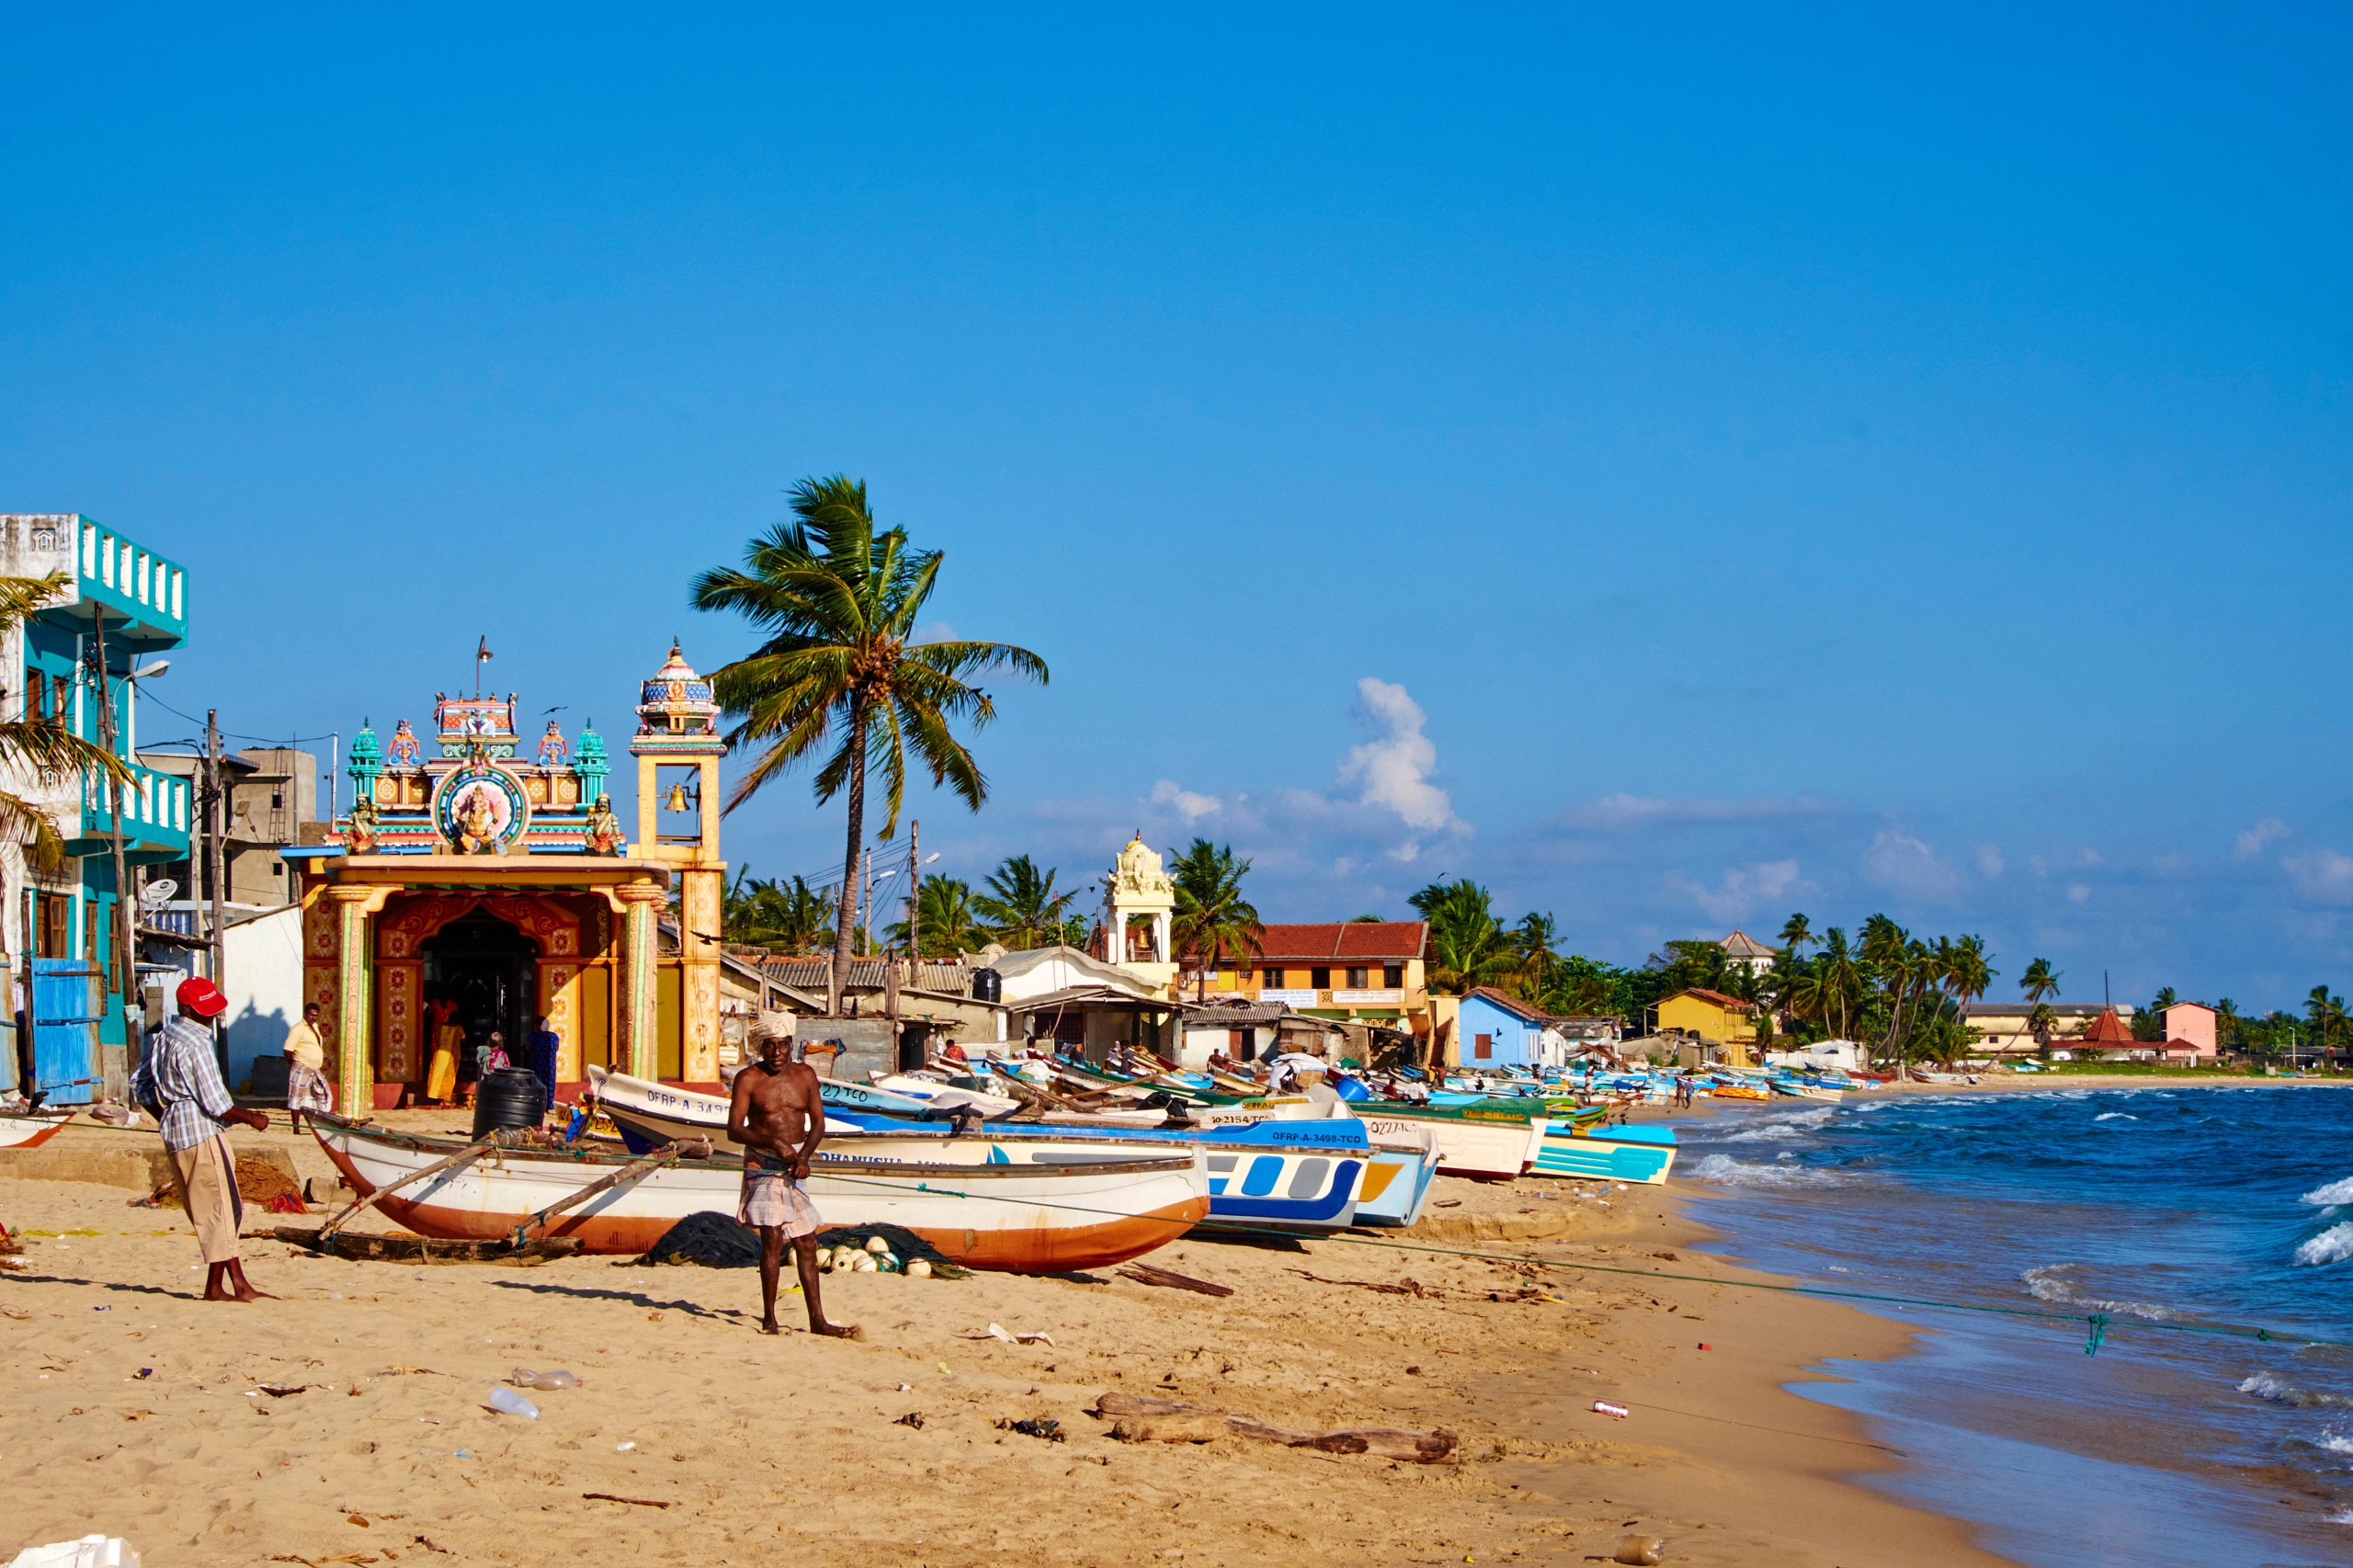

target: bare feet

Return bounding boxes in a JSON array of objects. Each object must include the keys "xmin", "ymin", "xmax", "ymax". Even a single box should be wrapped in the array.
[
  {"xmin": 812, "ymin": 1322, "xmax": 862, "ymax": 1340},
  {"xmin": 757, "ymin": 1320, "xmax": 781, "ymax": 1336}
]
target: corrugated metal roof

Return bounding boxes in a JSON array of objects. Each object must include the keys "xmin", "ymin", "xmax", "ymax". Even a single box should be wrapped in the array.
[{"xmin": 762, "ymin": 959, "xmax": 974, "ymax": 991}]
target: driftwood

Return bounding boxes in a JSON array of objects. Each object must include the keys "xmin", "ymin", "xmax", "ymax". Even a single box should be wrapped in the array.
[
  {"xmin": 269, "ymin": 1226, "xmax": 583, "ymax": 1265},
  {"xmin": 1117, "ymin": 1262, "xmax": 1234, "ymax": 1298},
  {"xmin": 1092, "ymin": 1390, "xmax": 1457, "ymax": 1462},
  {"xmin": 1288, "ymin": 1267, "xmax": 1439, "ymax": 1298},
  {"xmin": 509, "ymin": 1141, "xmax": 708, "ymax": 1245}
]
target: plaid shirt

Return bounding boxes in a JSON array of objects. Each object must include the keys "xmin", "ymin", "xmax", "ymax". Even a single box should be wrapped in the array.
[{"xmin": 133, "ymin": 1015, "xmax": 234, "ymax": 1151}]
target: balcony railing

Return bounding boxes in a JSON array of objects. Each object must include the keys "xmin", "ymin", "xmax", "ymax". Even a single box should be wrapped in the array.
[
  {"xmin": 80, "ymin": 764, "xmax": 191, "ymax": 851},
  {"xmin": 77, "ymin": 518, "xmax": 188, "ymax": 642},
  {"xmin": 1224, "ymin": 986, "xmax": 1409, "ymax": 1010}
]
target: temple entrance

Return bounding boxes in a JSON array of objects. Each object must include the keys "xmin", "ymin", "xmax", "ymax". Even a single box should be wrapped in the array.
[{"xmin": 421, "ymin": 910, "xmax": 537, "ymax": 1093}]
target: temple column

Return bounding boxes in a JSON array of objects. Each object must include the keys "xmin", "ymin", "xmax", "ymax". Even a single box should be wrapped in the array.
[
  {"xmin": 615, "ymin": 883, "xmax": 665, "ymax": 1079},
  {"xmin": 679, "ymin": 867, "xmax": 722, "ymax": 1083},
  {"xmin": 328, "ymin": 886, "xmax": 378, "ymax": 1112}
]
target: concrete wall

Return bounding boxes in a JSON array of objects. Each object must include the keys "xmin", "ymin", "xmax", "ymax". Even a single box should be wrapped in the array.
[{"xmin": 143, "ymin": 903, "xmax": 305, "ymax": 1090}]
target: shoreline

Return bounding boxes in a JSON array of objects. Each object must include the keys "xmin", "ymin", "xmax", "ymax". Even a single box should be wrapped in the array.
[{"xmin": 0, "ymin": 1108, "xmax": 2018, "ymax": 1566}]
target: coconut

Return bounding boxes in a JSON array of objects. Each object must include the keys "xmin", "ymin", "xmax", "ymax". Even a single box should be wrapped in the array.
[{"xmin": 905, "ymin": 1259, "xmax": 934, "ymax": 1279}]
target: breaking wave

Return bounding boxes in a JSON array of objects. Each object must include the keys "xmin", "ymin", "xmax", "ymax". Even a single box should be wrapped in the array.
[
  {"xmin": 2295, "ymin": 1222, "xmax": 2353, "ymax": 1267},
  {"xmin": 1711, "ymin": 1109, "xmax": 1836, "ymax": 1144},
  {"xmin": 1684, "ymin": 1153, "xmax": 1856, "ymax": 1190},
  {"xmin": 2303, "ymin": 1176, "xmax": 2353, "ymax": 1208},
  {"xmin": 2241, "ymin": 1372, "xmax": 2353, "ymax": 1411},
  {"xmin": 2318, "ymin": 1432, "xmax": 2353, "ymax": 1457},
  {"xmin": 2018, "ymin": 1264, "xmax": 2184, "ymax": 1323},
  {"xmin": 2093, "ymin": 1112, "xmax": 2136, "ymax": 1122}
]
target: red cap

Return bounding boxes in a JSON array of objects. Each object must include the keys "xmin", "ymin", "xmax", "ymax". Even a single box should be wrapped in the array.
[{"xmin": 176, "ymin": 976, "xmax": 228, "ymax": 1018}]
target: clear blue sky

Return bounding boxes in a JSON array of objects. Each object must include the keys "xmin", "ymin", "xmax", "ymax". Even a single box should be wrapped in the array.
[{"xmin": 6, "ymin": 7, "xmax": 2348, "ymax": 1011}]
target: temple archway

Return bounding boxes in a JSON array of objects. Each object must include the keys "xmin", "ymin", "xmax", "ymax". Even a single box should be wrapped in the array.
[{"xmin": 420, "ymin": 909, "xmax": 538, "ymax": 1092}]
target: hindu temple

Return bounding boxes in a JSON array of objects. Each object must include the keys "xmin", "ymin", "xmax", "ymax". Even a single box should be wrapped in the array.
[{"xmin": 290, "ymin": 645, "xmax": 730, "ymax": 1109}]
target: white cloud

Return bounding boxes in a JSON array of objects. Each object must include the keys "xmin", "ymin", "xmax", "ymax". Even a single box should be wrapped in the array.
[
  {"xmin": 2234, "ymin": 819, "xmax": 2291, "ymax": 861},
  {"xmin": 2286, "ymin": 849, "xmax": 2353, "ymax": 904},
  {"xmin": 1667, "ymin": 858, "xmax": 1803, "ymax": 923},
  {"xmin": 1554, "ymin": 791, "xmax": 1836, "ymax": 832},
  {"xmin": 1974, "ymin": 844, "xmax": 2005, "ymax": 879},
  {"xmin": 1148, "ymin": 778, "xmax": 1222, "ymax": 824},
  {"xmin": 1336, "ymin": 677, "xmax": 1465, "ymax": 855},
  {"xmin": 2066, "ymin": 882, "xmax": 2091, "ymax": 904},
  {"xmin": 1860, "ymin": 830, "xmax": 1962, "ymax": 902}
]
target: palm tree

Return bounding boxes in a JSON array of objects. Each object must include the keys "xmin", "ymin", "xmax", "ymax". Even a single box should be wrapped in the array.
[
  {"xmin": 886, "ymin": 876, "xmax": 980, "ymax": 958},
  {"xmin": 1777, "ymin": 912, "xmax": 1815, "ymax": 956},
  {"xmin": 972, "ymin": 855, "xmax": 1079, "ymax": 949},
  {"xmin": 2020, "ymin": 957, "xmax": 2061, "ymax": 1006},
  {"xmin": 1168, "ymin": 839, "xmax": 1264, "ymax": 1001},
  {"xmin": 2305, "ymin": 985, "xmax": 2348, "ymax": 1054},
  {"xmin": 0, "ymin": 572, "xmax": 135, "ymax": 872},
  {"xmin": 1415, "ymin": 880, "xmax": 1513, "ymax": 994},
  {"xmin": 692, "ymin": 477, "xmax": 1048, "ymax": 1014},
  {"xmin": 1509, "ymin": 912, "xmax": 1560, "ymax": 1002}
]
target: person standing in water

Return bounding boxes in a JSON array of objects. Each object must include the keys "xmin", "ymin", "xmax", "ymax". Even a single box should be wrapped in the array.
[{"xmin": 724, "ymin": 1020, "xmax": 857, "ymax": 1340}]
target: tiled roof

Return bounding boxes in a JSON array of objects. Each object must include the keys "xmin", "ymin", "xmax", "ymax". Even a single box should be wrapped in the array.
[
  {"xmin": 1719, "ymin": 930, "xmax": 1777, "ymax": 958},
  {"xmin": 1665, "ymin": 987, "xmax": 1756, "ymax": 1011},
  {"xmin": 1250, "ymin": 922, "xmax": 1427, "ymax": 961},
  {"xmin": 2079, "ymin": 1006, "xmax": 2136, "ymax": 1044}
]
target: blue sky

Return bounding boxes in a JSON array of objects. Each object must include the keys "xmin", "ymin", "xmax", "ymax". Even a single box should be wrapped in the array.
[{"xmin": 6, "ymin": 7, "xmax": 2348, "ymax": 1009}]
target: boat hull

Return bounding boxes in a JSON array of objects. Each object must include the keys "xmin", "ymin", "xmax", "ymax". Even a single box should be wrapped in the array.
[
  {"xmin": 0, "ymin": 1111, "xmax": 73, "ymax": 1150},
  {"xmin": 1350, "ymin": 1146, "xmax": 1442, "ymax": 1226},
  {"xmin": 313, "ymin": 1122, "xmax": 1209, "ymax": 1272},
  {"xmin": 1352, "ymin": 1108, "xmax": 1541, "ymax": 1179},
  {"xmin": 1531, "ymin": 1123, "xmax": 1677, "ymax": 1185}
]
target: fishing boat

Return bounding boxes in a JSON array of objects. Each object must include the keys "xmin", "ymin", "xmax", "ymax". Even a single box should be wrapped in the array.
[
  {"xmin": 1349, "ymin": 1142, "xmax": 1442, "ymax": 1226},
  {"xmin": 592, "ymin": 1069, "xmax": 1382, "ymax": 1233},
  {"xmin": 1530, "ymin": 1120, "xmax": 1677, "ymax": 1185},
  {"xmin": 1350, "ymin": 1102, "xmax": 1543, "ymax": 1179},
  {"xmin": 1709, "ymin": 1084, "xmax": 1773, "ymax": 1101},
  {"xmin": 310, "ymin": 1116, "xmax": 1208, "ymax": 1271},
  {"xmin": 0, "ymin": 1108, "xmax": 74, "ymax": 1150}
]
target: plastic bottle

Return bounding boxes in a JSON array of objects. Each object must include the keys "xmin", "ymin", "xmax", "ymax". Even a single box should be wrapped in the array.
[
  {"xmin": 485, "ymin": 1386, "xmax": 540, "ymax": 1419},
  {"xmin": 508, "ymin": 1368, "xmax": 580, "ymax": 1391},
  {"xmin": 1611, "ymin": 1536, "xmax": 1664, "ymax": 1565}
]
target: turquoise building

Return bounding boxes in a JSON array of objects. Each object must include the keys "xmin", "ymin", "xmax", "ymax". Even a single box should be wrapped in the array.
[{"xmin": 3, "ymin": 513, "xmax": 192, "ymax": 1099}]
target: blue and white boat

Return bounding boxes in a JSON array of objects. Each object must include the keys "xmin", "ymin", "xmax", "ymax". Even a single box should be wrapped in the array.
[{"xmin": 1530, "ymin": 1120, "xmax": 1677, "ymax": 1185}]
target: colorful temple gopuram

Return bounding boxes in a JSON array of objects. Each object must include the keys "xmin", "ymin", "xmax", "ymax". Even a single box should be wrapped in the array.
[{"xmin": 292, "ymin": 646, "xmax": 729, "ymax": 1109}]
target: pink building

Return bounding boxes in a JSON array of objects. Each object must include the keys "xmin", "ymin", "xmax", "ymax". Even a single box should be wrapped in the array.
[{"xmin": 2162, "ymin": 1001, "xmax": 2220, "ymax": 1065}]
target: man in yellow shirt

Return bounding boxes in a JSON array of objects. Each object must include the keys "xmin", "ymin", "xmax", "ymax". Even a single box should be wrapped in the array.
[{"xmin": 284, "ymin": 1001, "xmax": 333, "ymax": 1131}]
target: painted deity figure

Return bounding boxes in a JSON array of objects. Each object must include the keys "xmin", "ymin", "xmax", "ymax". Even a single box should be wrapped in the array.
[
  {"xmin": 583, "ymin": 794, "xmax": 624, "ymax": 856},
  {"xmin": 345, "ymin": 790, "xmax": 380, "ymax": 853},
  {"xmin": 536, "ymin": 720, "xmax": 568, "ymax": 767},
  {"xmin": 386, "ymin": 719, "xmax": 421, "ymax": 767},
  {"xmin": 453, "ymin": 784, "xmax": 503, "ymax": 855}
]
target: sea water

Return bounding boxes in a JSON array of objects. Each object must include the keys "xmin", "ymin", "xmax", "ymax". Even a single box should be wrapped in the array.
[{"xmin": 1673, "ymin": 1085, "xmax": 2353, "ymax": 1568}]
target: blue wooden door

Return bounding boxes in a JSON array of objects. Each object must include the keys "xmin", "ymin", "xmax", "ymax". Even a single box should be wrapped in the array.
[{"xmin": 32, "ymin": 959, "xmax": 104, "ymax": 1105}]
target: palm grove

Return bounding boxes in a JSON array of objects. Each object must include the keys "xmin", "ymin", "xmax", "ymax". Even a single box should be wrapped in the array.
[{"xmin": 690, "ymin": 477, "xmax": 2326, "ymax": 1061}]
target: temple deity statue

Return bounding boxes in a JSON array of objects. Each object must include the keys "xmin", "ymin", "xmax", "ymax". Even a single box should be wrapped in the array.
[
  {"xmin": 345, "ymin": 791, "xmax": 380, "ymax": 853},
  {"xmin": 386, "ymin": 719, "xmax": 421, "ymax": 767},
  {"xmin": 454, "ymin": 785, "xmax": 503, "ymax": 854},
  {"xmin": 583, "ymin": 794, "xmax": 625, "ymax": 856},
  {"xmin": 536, "ymin": 720, "xmax": 569, "ymax": 767}
]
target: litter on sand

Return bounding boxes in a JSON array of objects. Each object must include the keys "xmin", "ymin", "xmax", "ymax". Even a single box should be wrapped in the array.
[
  {"xmin": 1590, "ymin": 1401, "xmax": 1631, "ymax": 1420},
  {"xmin": 965, "ymin": 1323, "xmax": 1055, "ymax": 1347}
]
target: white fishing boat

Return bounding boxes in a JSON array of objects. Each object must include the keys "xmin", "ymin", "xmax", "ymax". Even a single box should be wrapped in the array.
[
  {"xmin": 0, "ymin": 1108, "xmax": 75, "ymax": 1150},
  {"xmin": 1350, "ymin": 1105, "xmax": 1543, "ymax": 1179},
  {"xmin": 312, "ymin": 1117, "xmax": 1209, "ymax": 1272}
]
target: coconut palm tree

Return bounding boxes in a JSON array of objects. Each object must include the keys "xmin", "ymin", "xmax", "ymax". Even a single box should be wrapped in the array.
[
  {"xmin": 886, "ymin": 876, "xmax": 980, "ymax": 958},
  {"xmin": 0, "ymin": 571, "xmax": 136, "ymax": 873},
  {"xmin": 2305, "ymin": 985, "xmax": 2348, "ymax": 1054},
  {"xmin": 1414, "ymin": 880, "xmax": 1513, "ymax": 994},
  {"xmin": 1777, "ymin": 912, "xmax": 1815, "ymax": 956},
  {"xmin": 2020, "ymin": 957, "xmax": 2061, "ymax": 1006},
  {"xmin": 692, "ymin": 476, "xmax": 1048, "ymax": 1014},
  {"xmin": 1509, "ymin": 912, "xmax": 1561, "ymax": 1002},
  {"xmin": 1168, "ymin": 839, "xmax": 1264, "ymax": 1001},
  {"xmin": 972, "ymin": 855, "xmax": 1079, "ymax": 949}
]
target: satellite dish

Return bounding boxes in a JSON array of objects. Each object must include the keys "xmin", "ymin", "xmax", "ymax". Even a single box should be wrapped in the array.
[{"xmin": 141, "ymin": 880, "xmax": 178, "ymax": 906}]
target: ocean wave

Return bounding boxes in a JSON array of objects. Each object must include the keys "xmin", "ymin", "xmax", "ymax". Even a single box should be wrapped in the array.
[
  {"xmin": 2296, "ymin": 1222, "xmax": 2353, "ymax": 1267},
  {"xmin": 2304, "ymin": 1176, "xmax": 2353, "ymax": 1208},
  {"xmin": 2318, "ymin": 1432, "xmax": 2353, "ymax": 1457},
  {"xmin": 2018, "ymin": 1264, "xmax": 2184, "ymax": 1323},
  {"xmin": 1711, "ymin": 1109, "xmax": 1836, "ymax": 1144},
  {"xmin": 2093, "ymin": 1112, "xmax": 2137, "ymax": 1122},
  {"xmin": 1684, "ymin": 1153, "xmax": 1857, "ymax": 1190},
  {"xmin": 2239, "ymin": 1372, "xmax": 2353, "ymax": 1411}
]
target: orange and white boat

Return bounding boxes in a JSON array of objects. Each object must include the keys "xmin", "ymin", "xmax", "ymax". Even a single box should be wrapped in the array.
[
  {"xmin": 0, "ymin": 1108, "xmax": 75, "ymax": 1150},
  {"xmin": 312, "ymin": 1116, "xmax": 1208, "ymax": 1273}
]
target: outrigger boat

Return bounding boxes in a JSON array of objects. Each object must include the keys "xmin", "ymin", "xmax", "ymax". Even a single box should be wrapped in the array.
[
  {"xmin": 310, "ymin": 1115, "xmax": 1209, "ymax": 1272},
  {"xmin": 0, "ymin": 1108, "xmax": 75, "ymax": 1150},
  {"xmin": 1350, "ymin": 1102, "xmax": 1544, "ymax": 1180}
]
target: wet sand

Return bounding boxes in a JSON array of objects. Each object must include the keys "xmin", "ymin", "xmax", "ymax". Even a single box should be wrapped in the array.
[{"xmin": 0, "ymin": 1108, "xmax": 2012, "ymax": 1567}]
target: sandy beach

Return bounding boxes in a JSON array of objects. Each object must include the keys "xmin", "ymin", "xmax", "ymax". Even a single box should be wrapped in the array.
[{"xmin": 0, "ymin": 1099, "xmax": 2028, "ymax": 1568}]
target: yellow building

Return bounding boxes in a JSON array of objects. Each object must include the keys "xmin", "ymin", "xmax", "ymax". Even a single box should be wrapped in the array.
[{"xmin": 1656, "ymin": 987, "xmax": 1759, "ymax": 1067}]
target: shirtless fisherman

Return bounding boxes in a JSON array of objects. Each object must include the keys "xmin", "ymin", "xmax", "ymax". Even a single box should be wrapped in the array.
[{"xmin": 725, "ymin": 1020, "xmax": 858, "ymax": 1339}]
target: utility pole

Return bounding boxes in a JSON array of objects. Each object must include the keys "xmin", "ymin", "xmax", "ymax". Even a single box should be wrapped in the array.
[
  {"xmin": 204, "ymin": 711, "xmax": 228, "ymax": 1012},
  {"xmin": 87, "ymin": 609, "xmax": 136, "ymax": 1087},
  {"xmin": 906, "ymin": 820, "xmax": 920, "ymax": 961}
]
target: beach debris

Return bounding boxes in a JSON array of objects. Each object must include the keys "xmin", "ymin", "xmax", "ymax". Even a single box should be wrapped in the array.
[
  {"xmin": 995, "ymin": 1416, "xmax": 1066, "ymax": 1443},
  {"xmin": 1290, "ymin": 1268, "xmax": 1443, "ymax": 1299},
  {"xmin": 483, "ymin": 1386, "xmax": 540, "ymax": 1419},
  {"xmin": 346, "ymin": 1515, "xmax": 369, "ymax": 1528},
  {"xmin": 6, "ymin": 1536, "xmax": 141, "ymax": 1568},
  {"xmin": 1589, "ymin": 1400, "xmax": 1631, "ymax": 1420},
  {"xmin": 581, "ymin": 1493, "xmax": 672, "ymax": 1509},
  {"xmin": 1094, "ymin": 1392, "xmax": 1458, "ymax": 1461},
  {"xmin": 893, "ymin": 1412, "xmax": 926, "ymax": 1429},
  {"xmin": 133, "ymin": 1369, "xmax": 152, "ymax": 1379},
  {"xmin": 616, "ymin": 1442, "xmax": 636, "ymax": 1451},
  {"xmin": 507, "ymin": 1368, "xmax": 581, "ymax": 1391},
  {"xmin": 1116, "ymin": 1262, "xmax": 1233, "ymax": 1298},
  {"xmin": 1612, "ymin": 1536, "xmax": 1665, "ymax": 1565},
  {"xmin": 965, "ymin": 1323, "xmax": 1056, "ymax": 1347},
  {"xmin": 256, "ymin": 1383, "xmax": 314, "ymax": 1398}
]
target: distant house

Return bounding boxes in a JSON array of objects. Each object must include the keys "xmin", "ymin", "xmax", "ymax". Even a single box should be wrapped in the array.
[
  {"xmin": 1452, "ymin": 988, "xmax": 1620, "ymax": 1070},
  {"xmin": 2162, "ymin": 1002, "xmax": 2220, "ymax": 1067},
  {"xmin": 1198, "ymin": 921, "xmax": 1430, "ymax": 1040},
  {"xmin": 1961, "ymin": 1003, "xmax": 2139, "ymax": 1061},
  {"xmin": 2075, "ymin": 1006, "xmax": 2153, "ymax": 1062},
  {"xmin": 1656, "ymin": 988, "xmax": 1760, "ymax": 1066},
  {"xmin": 1718, "ymin": 930, "xmax": 1777, "ymax": 977}
]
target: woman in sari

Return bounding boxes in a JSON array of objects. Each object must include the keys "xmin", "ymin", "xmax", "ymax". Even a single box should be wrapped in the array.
[{"xmin": 425, "ymin": 997, "xmax": 462, "ymax": 1105}]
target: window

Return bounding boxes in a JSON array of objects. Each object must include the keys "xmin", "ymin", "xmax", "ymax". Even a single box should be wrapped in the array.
[
  {"xmin": 1346, "ymin": 967, "xmax": 1369, "ymax": 989},
  {"xmin": 1383, "ymin": 962, "xmax": 1404, "ymax": 988},
  {"xmin": 1474, "ymin": 1032, "xmax": 1494, "ymax": 1061},
  {"xmin": 1262, "ymin": 967, "xmax": 1284, "ymax": 987},
  {"xmin": 37, "ymin": 892, "xmax": 69, "ymax": 959},
  {"xmin": 27, "ymin": 670, "xmax": 46, "ymax": 721},
  {"xmin": 1311, "ymin": 966, "xmax": 1330, "ymax": 990}
]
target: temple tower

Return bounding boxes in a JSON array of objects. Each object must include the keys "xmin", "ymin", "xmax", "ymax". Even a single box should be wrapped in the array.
[
  {"xmin": 631, "ymin": 644, "xmax": 727, "ymax": 1082},
  {"xmin": 1104, "ymin": 835, "xmax": 1177, "ymax": 999}
]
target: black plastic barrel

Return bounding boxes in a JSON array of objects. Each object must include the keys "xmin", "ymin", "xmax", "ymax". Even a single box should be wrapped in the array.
[
  {"xmin": 472, "ymin": 1066, "xmax": 549, "ymax": 1138},
  {"xmin": 972, "ymin": 967, "xmax": 1002, "ymax": 1003}
]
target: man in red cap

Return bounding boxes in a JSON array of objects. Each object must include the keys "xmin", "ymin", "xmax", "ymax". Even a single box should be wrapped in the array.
[{"xmin": 131, "ymin": 976, "xmax": 273, "ymax": 1302}]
